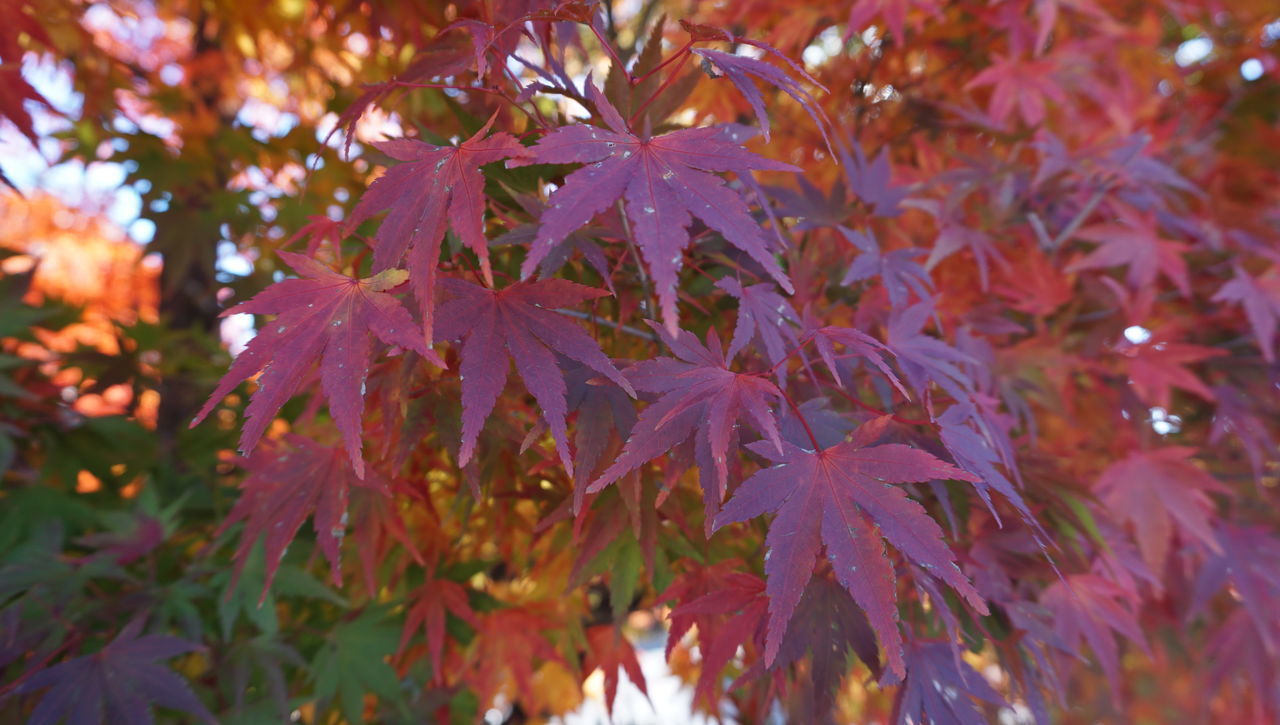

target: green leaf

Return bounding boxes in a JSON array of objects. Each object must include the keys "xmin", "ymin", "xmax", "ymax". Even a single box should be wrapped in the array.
[
  {"xmin": 609, "ymin": 533, "xmax": 642, "ymax": 621},
  {"xmin": 311, "ymin": 607, "xmax": 404, "ymax": 724}
]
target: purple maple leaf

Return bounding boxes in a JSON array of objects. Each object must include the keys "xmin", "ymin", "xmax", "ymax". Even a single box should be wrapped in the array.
[
  {"xmin": 19, "ymin": 618, "xmax": 214, "ymax": 725},
  {"xmin": 839, "ymin": 226, "xmax": 933, "ymax": 308},
  {"xmin": 714, "ymin": 416, "xmax": 987, "ymax": 679},
  {"xmin": 433, "ymin": 277, "xmax": 634, "ymax": 475},
  {"xmin": 588, "ymin": 324, "xmax": 784, "ymax": 522},
  {"xmin": 511, "ymin": 80, "xmax": 797, "ymax": 330}
]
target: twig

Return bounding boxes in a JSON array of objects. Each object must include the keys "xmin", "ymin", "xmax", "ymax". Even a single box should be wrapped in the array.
[
  {"xmin": 1052, "ymin": 183, "xmax": 1112, "ymax": 248},
  {"xmin": 555, "ymin": 308, "xmax": 657, "ymax": 341}
]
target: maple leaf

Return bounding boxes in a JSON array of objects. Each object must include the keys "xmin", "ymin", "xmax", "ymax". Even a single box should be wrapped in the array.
[
  {"xmin": 773, "ymin": 577, "xmax": 882, "ymax": 721},
  {"xmin": 841, "ymin": 143, "xmax": 909, "ymax": 218},
  {"xmin": 1118, "ymin": 335, "xmax": 1226, "ymax": 409},
  {"xmin": 936, "ymin": 404, "xmax": 1037, "ymax": 527},
  {"xmin": 714, "ymin": 416, "xmax": 987, "ymax": 679},
  {"xmin": 583, "ymin": 625, "xmax": 649, "ymax": 717},
  {"xmin": 18, "ymin": 618, "xmax": 214, "ymax": 725},
  {"xmin": 994, "ymin": 244, "xmax": 1074, "ymax": 317},
  {"xmin": 1093, "ymin": 447, "xmax": 1223, "ymax": 572},
  {"xmin": 350, "ymin": 481, "xmax": 425, "ymax": 596},
  {"xmin": 398, "ymin": 573, "xmax": 480, "ymax": 682},
  {"xmin": 191, "ymin": 252, "xmax": 438, "ymax": 476},
  {"xmin": 1204, "ymin": 608, "xmax": 1280, "ymax": 721},
  {"xmin": 716, "ymin": 277, "xmax": 801, "ymax": 370},
  {"xmin": 465, "ymin": 608, "xmax": 565, "ymax": 708},
  {"xmin": 1040, "ymin": 574, "xmax": 1148, "ymax": 694},
  {"xmin": 218, "ymin": 434, "xmax": 387, "ymax": 601},
  {"xmin": 1189, "ymin": 524, "xmax": 1280, "ymax": 655},
  {"xmin": 0, "ymin": 66, "xmax": 49, "ymax": 146},
  {"xmin": 1212, "ymin": 265, "xmax": 1280, "ymax": 362},
  {"xmin": 1209, "ymin": 385, "xmax": 1280, "ymax": 485},
  {"xmin": 769, "ymin": 175, "xmax": 851, "ymax": 229},
  {"xmin": 964, "ymin": 54, "xmax": 1067, "ymax": 127},
  {"xmin": 345, "ymin": 116, "xmax": 532, "ymax": 341},
  {"xmin": 839, "ymin": 227, "xmax": 933, "ymax": 309},
  {"xmin": 284, "ymin": 214, "xmax": 345, "ymax": 256},
  {"xmin": 564, "ymin": 361, "xmax": 636, "ymax": 509},
  {"xmin": 1065, "ymin": 206, "xmax": 1190, "ymax": 295},
  {"xmin": 311, "ymin": 608, "xmax": 403, "ymax": 724},
  {"xmin": 433, "ymin": 277, "xmax": 634, "ymax": 475},
  {"xmin": 845, "ymin": 0, "xmax": 943, "ymax": 41},
  {"xmin": 891, "ymin": 640, "xmax": 1006, "ymax": 725},
  {"xmin": 809, "ymin": 322, "xmax": 908, "ymax": 397},
  {"xmin": 74, "ymin": 515, "xmax": 165, "ymax": 567},
  {"xmin": 886, "ymin": 302, "xmax": 980, "ymax": 402},
  {"xmin": 511, "ymin": 80, "xmax": 797, "ymax": 330},
  {"xmin": 489, "ymin": 189, "xmax": 615, "ymax": 289},
  {"xmin": 588, "ymin": 324, "xmax": 784, "ymax": 521},
  {"xmin": 323, "ymin": 30, "xmax": 478, "ymax": 156},
  {"xmin": 1031, "ymin": 0, "xmax": 1115, "ymax": 55},
  {"xmin": 690, "ymin": 47, "xmax": 832, "ymax": 152},
  {"xmin": 661, "ymin": 565, "xmax": 768, "ymax": 708},
  {"xmin": 925, "ymin": 223, "xmax": 1007, "ymax": 291}
]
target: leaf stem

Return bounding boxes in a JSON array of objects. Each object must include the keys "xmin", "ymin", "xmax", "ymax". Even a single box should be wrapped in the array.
[
  {"xmin": 817, "ymin": 375, "xmax": 935, "ymax": 428},
  {"xmin": 592, "ymin": 26, "xmax": 631, "ymax": 83},
  {"xmin": 629, "ymin": 52, "xmax": 691, "ymax": 125},
  {"xmin": 779, "ymin": 387, "xmax": 822, "ymax": 451},
  {"xmin": 631, "ymin": 41, "xmax": 693, "ymax": 87},
  {"xmin": 764, "ymin": 331, "xmax": 816, "ymax": 377}
]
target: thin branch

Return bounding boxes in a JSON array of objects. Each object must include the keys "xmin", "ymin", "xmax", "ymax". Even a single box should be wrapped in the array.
[
  {"xmin": 1052, "ymin": 183, "xmax": 1112, "ymax": 248},
  {"xmin": 555, "ymin": 308, "xmax": 657, "ymax": 341}
]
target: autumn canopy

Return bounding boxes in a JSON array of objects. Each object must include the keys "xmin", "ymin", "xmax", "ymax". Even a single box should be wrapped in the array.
[{"xmin": 1, "ymin": 0, "xmax": 1278, "ymax": 723}]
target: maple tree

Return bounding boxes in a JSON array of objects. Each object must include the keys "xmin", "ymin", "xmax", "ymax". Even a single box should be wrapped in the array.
[{"xmin": 1, "ymin": 0, "xmax": 1279, "ymax": 723}]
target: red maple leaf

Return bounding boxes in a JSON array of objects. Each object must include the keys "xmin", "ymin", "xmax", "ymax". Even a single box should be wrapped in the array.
[
  {"xmin": 1118, "ymin": 335, "xmax": 1226, "ymax": 409},
  {"xmin": 1212, "ymin": 264, "xmax": 1280, "ymax": 363},
  {"xmin": 192, "ymin": 252, "xmax": 438, "ymax": 476},
  {"xmin": 583, "ymin": 625, "xmax": 649, "ymax": 716},
  {"xmin": 283, "ymin": 214, "xmax": 345, "ymax": 256},
  {"xmin": 349, "ymin": 481, "xmax": 425, "ymax": 596},
  {"xmin": 844, "ymin": 0, "xmax": 944, "ymax": 41},
  {"xmin": 661, "ymin": 564, "xmax": 768, "ymax": 708},
  {"xmin": 588, "ymin": 324, "xmax": 784, "ymax": 521},
  {"xmin": 1040, "ymin": 574, "xmax": 1149, "ymax": 696},
  {"xmin": 1065, "ymin": 206, "xmax": 1190, "ymax": 295},
  {"xmin": 398, "ymin": 573, "xmax": 480, "ymax": 682},
  {"xmin": 346, "ymin": 115, "xmax": 531, "ymax": 341},
  {"xmin": 713, "ymin": 416, "xmax": 987, "ymax": 679},
  {"xmin": 433, "ymin": 277, "xmax": 634, "ymax": 474},
  {"xmin": 511, "ymin": 80, "xmax": 797, "ymax": 330},
  {"xmin": 18, "ymin": 618, "xmax": 215, "ymax": 725},
  {"xmin": 218, "ymin": 434, "xmax": 387, "ymax": 600},
  {"xmin": 1093, "ymin": 447, "xmax": 1224, "ymax": 572},
  {"xmin": 964, "ymin": 54, "xmax": 1067, "ymax": 127},
  {"xmin": 0, "ymin": 67, "xmax": 49, "ymax": 146},
  {"xmin": 464, "ymin": 608, "xmax": 564, "ymax": 707}
]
